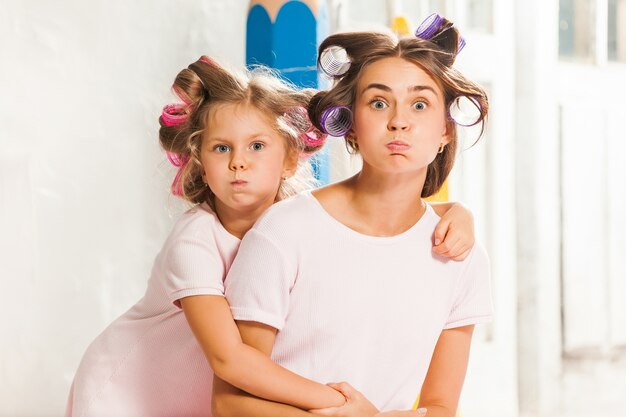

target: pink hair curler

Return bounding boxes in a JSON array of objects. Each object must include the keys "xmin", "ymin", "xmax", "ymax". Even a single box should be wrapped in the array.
[
  {"xmin": 284, "ymin": 107, "xmax": 329, "ymax": 148},
  {"xmin": 161, "ymin": 103, "xmax": 188, "ymax": 127},
  {"xmin": 165, "ymin": 151, "xmax": 189, "ymax": 168}
]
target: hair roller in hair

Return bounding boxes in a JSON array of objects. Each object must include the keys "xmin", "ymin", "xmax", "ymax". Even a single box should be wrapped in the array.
[
  {"xmin": 199, "ymin": 55, "xmax": 218, "ymax": 67},
  {"xmin": 319, "ymin": 46, "xmax": 352, "ymax": 77},
  {"xmin": 320, "ymin": 106, "xmax": 353, "ymax": 137},
  {"xmin": 448, "ymin": 96, "xmax": 482, "ymax": 126},
  {"xmin": 284, "ymin": 107, "xmax": 328, "ymax": 148},
  {"xmin": 166, "ymin": 151, "xmax": 189, "ymax": 168},
  {"xmin": 415, "ymin": 13, "xmax": 445, "ymax": 39},
  {"xmin": 161, "ymin": 103, "xmax": 188, "ymax": 127},
  {"xmin": 415, "ymin": 13, "xmax": 466, "ymax": 53},
  {"xmin": 457, "ymin": 36, "xmax": 466, "ymax": 53}
]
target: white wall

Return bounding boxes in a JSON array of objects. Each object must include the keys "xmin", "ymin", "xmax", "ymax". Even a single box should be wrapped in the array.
[{"xmin": 0, "ymin": 1, "xmax": 247, "ymax": 415}]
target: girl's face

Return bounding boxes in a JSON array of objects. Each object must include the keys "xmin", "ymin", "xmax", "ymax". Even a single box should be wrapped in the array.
[
  {"xmin": 201, "ymin": 102, "xmax": 296, "ymax": 213},
  {"xmin": 351, "ymin": 57, "xmax": 450, "ymax": 176}
]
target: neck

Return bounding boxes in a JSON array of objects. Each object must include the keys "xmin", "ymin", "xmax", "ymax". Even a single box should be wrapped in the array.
[
  {"xmin": 213, "ymin": 198, "xmax": 274, "ymax": 239},
  {"xmin": 354, "ymin": 163, "xmax": 426, "ymax": 206},
  {"xmin": 341, "ymin": 165, "xmax": 428, "ymax": 235}
]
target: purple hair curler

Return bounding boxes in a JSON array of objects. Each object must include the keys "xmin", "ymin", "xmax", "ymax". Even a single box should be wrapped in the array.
[
  {"xmin": 319, "ymin": 46, "xmax": 352, "ymax": 77},
  {"xmin": 415, "ymin": 13, "xmax": 444, "ymax": 39},
  {"xmin": 448, "ymin": 96, "xmax": 481, "ymax": 126},
  {"xmin": 458, "ymin": 36, "xmax": 466, "ymax": 53},
  {"xmin": 416, "ymin": 13, "xmax": 467, "ymax": 53},
  {"xmin": 320, "ymin": 106, "xmax": 353, "ymax": 137}
]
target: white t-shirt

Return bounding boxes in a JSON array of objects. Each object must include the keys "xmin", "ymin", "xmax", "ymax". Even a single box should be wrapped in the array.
[
  {"xmin": 225, "ymin": 191, "xmax": 493, "ymax": 411},
  {"xmin": 67, "ymin": 203, "xmax": 240, "ymax": 417}
]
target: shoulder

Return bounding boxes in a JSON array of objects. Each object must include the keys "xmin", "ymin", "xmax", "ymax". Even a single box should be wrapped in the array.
[
  {"xmin": 253, "ymin": 191, "xmax": 315, "ymax": 232},
  {"xmin": 459, "ymin": 241, "xmax": 490, "ymax": 277},
  {"xmin": 169, "ymin": 203, "xmax": 222, "ymax": 242}
]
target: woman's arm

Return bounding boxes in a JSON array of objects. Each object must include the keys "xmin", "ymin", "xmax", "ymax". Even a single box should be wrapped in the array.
[
  {"xmin": 428, "ymin": 202, "xmax": 474, "ymax": 261},
  {"xmin": 416, "ymin": 325, "xmax": 475, "ymax": 417},
  {"xmin": 181, "ymin": 296, "xmax": 345, "ymax": 409}
]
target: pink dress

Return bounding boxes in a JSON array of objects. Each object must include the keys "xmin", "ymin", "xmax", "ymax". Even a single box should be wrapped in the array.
[{"xmin": 66, "ymin": 203, "xmax": 240, "ymax": 417}]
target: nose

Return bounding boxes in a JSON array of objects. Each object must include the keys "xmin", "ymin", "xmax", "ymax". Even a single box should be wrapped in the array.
[
  {"xmin": 388, "ymin": 107, "xmax": 410, "ymax": 131},
  {"xmin": 229, "ymin": 150, "xmax": 247, "ymax": 171}
]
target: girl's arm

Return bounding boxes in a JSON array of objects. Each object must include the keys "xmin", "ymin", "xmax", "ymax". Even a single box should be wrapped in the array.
[
  {"xmin": 180, "ymin": 296, "xmax": 345, "ymax": 410},
  {"xmin": 428, "ymin": 202, "xmax": 474, "ymax": 261},
  {"xmin": 212, "ymin": 376, "xmax": 315, "ymax": 417},
  {"xmin": 416, "ymin": 325, "xmax": 475, "ymax": 417},
  {"xmin": 210, "ymin": 320, "xmax": 322, "ymax": 417}
]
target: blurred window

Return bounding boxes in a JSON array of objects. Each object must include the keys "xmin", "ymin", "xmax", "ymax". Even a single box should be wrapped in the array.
[
  {"xmin": 559, "ymin": 0, "xmax": 596, "ymax": 62},
  {"xmin": 608, "ymin": 0, "xmax": 626, "ymax": 62},
  {"xmin": 466, "ymin": 0, "xmax": 493, "ymax": 33}
]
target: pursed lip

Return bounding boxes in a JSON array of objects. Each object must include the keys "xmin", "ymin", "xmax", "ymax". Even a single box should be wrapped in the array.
[
  {"xmin": 386, "ymin": 140, "xmax": 411, "ymax": 152},
  {"xmin": 231, "ymin": 179, "xmax": 248, "ymax": 186}
]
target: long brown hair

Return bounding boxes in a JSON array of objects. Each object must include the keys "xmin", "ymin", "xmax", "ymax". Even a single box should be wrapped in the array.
[{"xmin": 308, "ymin": 19, "xmax": 489, "ymax": 197}]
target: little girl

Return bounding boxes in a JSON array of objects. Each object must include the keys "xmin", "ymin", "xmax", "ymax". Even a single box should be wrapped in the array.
[
  {"xmin": 66, "ymin": 55, "xmax": 474, "ymax": 417},
  {"xmin": 217, "ymin": 14, "xmax": 492, "ymax": 417}
]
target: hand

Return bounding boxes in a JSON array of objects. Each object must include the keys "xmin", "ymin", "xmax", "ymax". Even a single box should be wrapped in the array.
[
  {"xmin": 374, "ymin": 408, "xmax": 427, "ymax": 417},
  {"xmin": 433, "ymin": 203, "xmax": 474, "ymax": 261},
  {"xmin": 310, "ymin": 382, "xmax": 378, "ymax": 417}
]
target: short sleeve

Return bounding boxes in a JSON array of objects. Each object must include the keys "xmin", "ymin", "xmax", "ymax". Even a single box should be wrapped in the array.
[
  {"xmin": 224, "ymin": 229, "xmax": 297, "ymax": 331},
  {"xmin": 163, "ymin": 237, "xmax": 226, "ymax": 308},
  {"xmin": 444, "ymin": 244, "xmax": 494, "ymax": 329}
]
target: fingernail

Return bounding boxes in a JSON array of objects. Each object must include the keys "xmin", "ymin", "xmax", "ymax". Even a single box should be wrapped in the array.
[
  {"xmin": 434, "ymin": 239, "xmax": 441, "ymax": 245},
  {"xmin": 417, "ymin": 408, "xmax": 427, "ymax": 415}
]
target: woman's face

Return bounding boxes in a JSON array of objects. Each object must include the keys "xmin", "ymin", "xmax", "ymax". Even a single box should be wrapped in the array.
[{"xmin": 351, "ymin": 57, "xmax": 450, "ymax": 176}]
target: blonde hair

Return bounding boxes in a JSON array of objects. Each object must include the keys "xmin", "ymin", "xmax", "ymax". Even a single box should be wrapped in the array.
[{"xmin": 159, "ymin": 57, "xmax": 324, "ymax": 206}]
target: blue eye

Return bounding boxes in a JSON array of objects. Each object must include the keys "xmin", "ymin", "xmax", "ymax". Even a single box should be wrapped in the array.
[
  {"xmin": 250, "ymin": 142, "xmax": 265, "ymax": 151},
  {"xmin": 414, "ymin": 101, "xmax": 427, "ymax": 110},
  {"xmin": 214, "ymin": 144, "xmax": 230, "ymax": 153},
  {"xmin": 370, "ymin": 99, "xmax": 388, "ymax": 110}
]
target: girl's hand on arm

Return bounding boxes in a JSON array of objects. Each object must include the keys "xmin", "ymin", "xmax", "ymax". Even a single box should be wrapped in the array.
[
  {"xmin": 310, "ymin": 382, "xmax": 377, "ymax": 417},
  {"xmin": 181, "ymin": 296, "xmax": 345, "ymax": 409},
  {"xmin": 311, "ymin": 383, "xmax": 427, "ymax": 417},
  {"xmin": 311, "ymin": 382, "xmax": 426, "ymax": 417},
  {"xmin": 417, "ymin": 325, "xmax": 475, "ymax": 417},
  {"xmin": 429, "ymin": 202, "xmax": 474, "ymax": 261}
]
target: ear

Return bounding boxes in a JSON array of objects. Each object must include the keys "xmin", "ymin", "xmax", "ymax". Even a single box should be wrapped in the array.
[
  {"xmin": 282, "ymin": 148, "xmax": 299, "ymax": 178},
  {"xmin": 441, "ymin": 121, "xmax": 452, "ymax": 145}
]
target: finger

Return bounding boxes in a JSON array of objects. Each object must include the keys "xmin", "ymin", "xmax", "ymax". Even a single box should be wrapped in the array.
[
  {"xmin": 433, "ymin": 234, "xmax": 459, "ymax": 255},
  {"xmin": 327, "ymin": 381, "xmax": 356, "ymax": 400},
  {"xmin": 433, "ymin": 218, "xmax": 451, "ymax": 246},
  {"xmin": 442, "ymin": 239, "xmax": 466, "ymax": 258},
  {"xmin": 310, "ymin": 407, "xmax": 342, "ymax": 416},
  {"xmin": 452, "ymin": 247, "xmax": 472, "ymax": 261}
]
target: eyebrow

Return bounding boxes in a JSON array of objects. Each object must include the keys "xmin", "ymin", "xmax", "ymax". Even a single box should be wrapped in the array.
[{"xmin": 361, "ymin": 83, "xmax": 438, "ymax": 96}]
